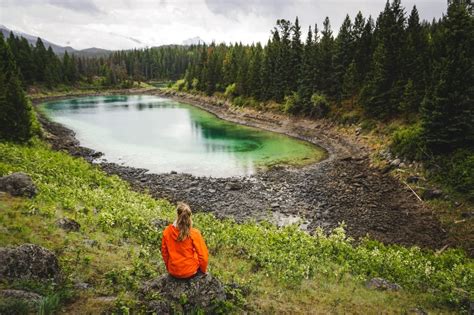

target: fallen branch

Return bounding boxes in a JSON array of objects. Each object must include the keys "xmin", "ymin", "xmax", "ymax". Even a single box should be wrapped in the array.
[
  {"xmin": 436, "ymin": 244, "xmax": 449, "ymax": 256},
  {"xmin": 403, "ymin": 181, "xmax": 423, "ymax": 202}
]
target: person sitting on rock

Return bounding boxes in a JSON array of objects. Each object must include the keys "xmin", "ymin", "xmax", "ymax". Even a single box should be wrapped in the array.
[{"xmin": 161, "ymin": 202, "xmax": 209, "ymax": 279}]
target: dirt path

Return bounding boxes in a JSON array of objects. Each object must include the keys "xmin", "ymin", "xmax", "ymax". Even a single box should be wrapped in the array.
[{"xmin": 34, "ymin": 90, "xmax": 447, "ymax": 249}]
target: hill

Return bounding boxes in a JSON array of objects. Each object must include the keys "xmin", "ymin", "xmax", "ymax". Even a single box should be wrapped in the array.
[{"xmin": 0, "ymin": 24, "xmax": 111, "ymax": 57}]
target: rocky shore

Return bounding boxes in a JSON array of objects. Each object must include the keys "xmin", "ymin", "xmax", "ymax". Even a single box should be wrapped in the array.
[{"xmin": 34, "ymin": 90, "xmax": 446, "ymax": 249}]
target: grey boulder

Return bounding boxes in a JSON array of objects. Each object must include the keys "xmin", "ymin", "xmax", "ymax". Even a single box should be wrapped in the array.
[
  {"xmin": 140, "ymin": 273, "xmax": 226, "ymax": 313},
  {"xmin": 0, "ymin": 172, "xmax": 37, "ymax": 198},
  {"xmin": 0, "ymin": 244, "xmax": 61, "ymax": 282}
]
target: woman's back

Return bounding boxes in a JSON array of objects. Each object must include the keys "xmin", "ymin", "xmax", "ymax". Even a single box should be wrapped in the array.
[{"xmin": 161, "ymin": 224, "xmax": 208, "ymax": 278}]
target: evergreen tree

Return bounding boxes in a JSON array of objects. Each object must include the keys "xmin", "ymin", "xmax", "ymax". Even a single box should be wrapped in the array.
[
  {"xmin": 353, "ymin": 13, "xmax": 373, "ymax": 87},
  {"xmin": 248, "ymin": 44, "xmax": 263, "ymax": 99},
  {"xmin": 334, "ymin": 14, "xmax": 354, "ymax": 100},
  {"xmin": 290, "ymin": 17, "xmax": 303, "ymax": 92},
  {"xmin": 0, "ymin": 34, "xmax": 34, "ymax": 142},
  {"xmin": 342, "ymin": 60, "xmax": 358, "ymax": 106},
  {"xmin": 318, "ymin": 17, "xmax": 335, "ymax": 96},
  {"xmin": 33, "ymin": 38, "xmax": 48, "ymax": 82},
  {"xmin": 405, "ymin": 5, "xmax": 429, "ymax": 112},
  {"xmin": 296, "ymin": 25, "xmax": 316, "ymax": 114},
  {"xmin": 422, "ymin": 0, "xmax": 474, "ymax": 154}
]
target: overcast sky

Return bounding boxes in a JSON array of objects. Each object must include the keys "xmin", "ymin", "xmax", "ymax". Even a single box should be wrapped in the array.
[{"xmin": 0, "ymin": 0, "xmax": 447, "ymax": 50}]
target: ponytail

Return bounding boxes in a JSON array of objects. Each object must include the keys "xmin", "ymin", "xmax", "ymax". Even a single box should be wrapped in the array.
[{"xmin": 176, "ymin": 202, "xmax": 192, "ymax": 241}]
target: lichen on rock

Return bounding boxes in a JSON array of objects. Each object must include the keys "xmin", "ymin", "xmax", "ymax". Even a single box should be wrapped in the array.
[{"xmin": 140, "ymin": 273, "xmax": 226, "ymax": 313}]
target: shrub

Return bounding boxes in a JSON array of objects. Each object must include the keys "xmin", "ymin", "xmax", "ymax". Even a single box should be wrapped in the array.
[
  {"xmin": 283, "ymin": 92, "xmax": 301, "ymax": 114},
  {"xmin": 172, "ymin": 79, "xmax": 186, "ymax": 91},
  {"xmin": 224, "ymin": 83, "xmax": 236, "ymax": 98},
  {"xmin": 309, "ymin": 93, "xmax": 330, "ymax": 118},
  {"xmin": 390, "ymin": 123, "xmax": 425, "ymax": 160},
  {"xmin": 432, "ymin": 150, "xmax": 474, "ymax": 201}
]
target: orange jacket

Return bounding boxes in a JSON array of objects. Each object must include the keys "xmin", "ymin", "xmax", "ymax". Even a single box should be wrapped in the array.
[{"xmin": 161, "ymin": 224, "xmax": 209, "ymax": 278}]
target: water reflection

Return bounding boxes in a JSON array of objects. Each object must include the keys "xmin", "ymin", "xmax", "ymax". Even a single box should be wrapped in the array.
[{"xmin": 42, "ymin": 95, "xmax": 323, "ymax": 177}]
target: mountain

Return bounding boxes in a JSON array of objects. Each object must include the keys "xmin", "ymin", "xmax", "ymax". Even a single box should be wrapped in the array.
[
  {"xmin": 182, "ymin": 36, "xmax": 205, "ymax": 46},
  {"xmin": 0, "ymin": 25, "xmax": 111, "ymax": 57}
]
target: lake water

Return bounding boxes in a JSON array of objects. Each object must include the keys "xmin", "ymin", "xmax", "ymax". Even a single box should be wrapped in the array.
[{"xmin": 41, "ymin": 95, "xmax": 326, "ymax": 177}]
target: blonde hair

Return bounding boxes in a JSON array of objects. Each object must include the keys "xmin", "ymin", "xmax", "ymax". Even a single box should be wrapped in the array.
[{"xmin": 176, "ymin": 202, "xmax": 192, "ymax": 241}]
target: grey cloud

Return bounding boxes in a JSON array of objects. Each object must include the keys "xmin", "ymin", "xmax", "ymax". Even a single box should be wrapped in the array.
[
  {"xmin": 108, "ymin": 32, "xmax": 144, "ymax": 45},
  {"xmin": 1, "ymin": 0, "xmax": 102, "ymax": 14},
  {"xmin": 205, "ymin": 0, "xmax": 290, "ymax": 17},
  {"xmin": 48, "ymin": 0, "xmax": 102, "ymax": 14}
]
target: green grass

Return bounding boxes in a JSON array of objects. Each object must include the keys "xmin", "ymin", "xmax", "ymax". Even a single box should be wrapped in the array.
[{"xmin": 0, "ymin": 140, "xmax": 473, "ymax": 313}]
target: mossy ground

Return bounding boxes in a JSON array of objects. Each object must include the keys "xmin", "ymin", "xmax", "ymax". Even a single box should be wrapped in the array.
[{"xmin": 0, "ymin": 140, "xmax": 472, "ymax": 314}]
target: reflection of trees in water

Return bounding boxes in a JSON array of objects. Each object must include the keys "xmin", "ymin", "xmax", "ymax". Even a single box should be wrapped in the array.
[
  {"xmin": 47, "ymin": 98, "xmax": 101, "ymax": 114},
  {"xmin": 188, "ymin": 112, "xmax": 263, "ymax": 153}
]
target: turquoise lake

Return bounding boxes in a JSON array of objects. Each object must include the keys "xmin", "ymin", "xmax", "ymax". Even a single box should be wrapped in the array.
[{"xmin": 41, "ymin": 95, "xmax": 326, "ymax": 177}]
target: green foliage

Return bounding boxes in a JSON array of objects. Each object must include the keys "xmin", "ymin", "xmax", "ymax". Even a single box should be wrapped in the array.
[
  {"xmin": 38, "ymin": 293, "xmax": 61, "ymax": 315},
  {"xmin": 309, "ymin": 93, "xmax": 330, "ymax": 118},
  {"xmin": 391, "ymin": 123, "xmax": 425, "ymax": 160},
  {"xmin": 283, "ymin": 92, "xmax": 301, "ymax": 114},
  {"xmin": 224, "ymin": 83, "xmax": 236, "ymax": 98},
  {"xmin": 0, "ymin": 33, "xmax": 37, "ymax": 142},
  {"xmin": 431, "ymin": 150, "xmax": 474, "ymax": 201},
  {"xmin": 173, "ymin": 79, "xmax": 187, "ymax": 91},
  {"xmin": 0, "ymin": 298, "xmax": 30, "ymax": 315},
  {"xmin": 421, "ymin": 1, "xmax": 474, "ymax": 155}
]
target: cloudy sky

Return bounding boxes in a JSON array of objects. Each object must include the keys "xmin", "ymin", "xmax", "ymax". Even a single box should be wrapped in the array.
[{"xmin": 0, "ymin": 0, "xmax": 447, "ymax": 50}]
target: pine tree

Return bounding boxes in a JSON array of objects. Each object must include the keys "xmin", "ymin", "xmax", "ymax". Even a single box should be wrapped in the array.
[
  {"xmin": 399, "ymin": 79, "xmax": 417, "ymax": 120},
  {"xmin": 33, "ymin": 38, "xmax": 48, "ymax": 82},
  {"xmin": 405, "ymin": 5, "xmax": 429, "ymax": 112},
  {"xmin": 0, "ymin": 34, "xmax": 35, "ymax": 142},
  {"xmin": 342, "ymin": 60, "xmax": 358, "ymax": 106},
  {"xmin": 353, "ymin": 13, "xmax": 373, "ymax": 87},
  {"xmin": 334, "ymin": 14, "xmax": 354, "ymax": 101},
  {"xmin": 248, "ymin": 44, "xmax": 263, "ymax": 100},
  {"xmin": 422, "ymin": 0, "xmax": 474, "ymax": 154},
  {"xmin": 361, "ymin": 0, "xmax": 407, "ymax": 118},
  {"xmin": 297, "ymin": 25, "xmax": 315, "ymax": 114},
  {"xmin": 290, "ymin": 17, "xmax": 303, "ymax": 92},
  {"xmin": 318, "ymin": 17, "xmax": 335, "ymax": 96}
]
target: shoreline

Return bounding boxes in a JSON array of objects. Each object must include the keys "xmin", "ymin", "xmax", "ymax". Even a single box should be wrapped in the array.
[{"xmin": 32, "ymin": 88, "xmax": 447, "ymax": 249}]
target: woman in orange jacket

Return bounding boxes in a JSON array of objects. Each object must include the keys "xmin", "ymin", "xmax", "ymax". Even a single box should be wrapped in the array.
[{"xmin": 161, "ymin": 202, "xmax": 209, "ymax": 279}]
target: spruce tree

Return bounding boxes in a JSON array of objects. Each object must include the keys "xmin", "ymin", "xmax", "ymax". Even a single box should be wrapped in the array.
[
  {"xmin": 422, "ymin": 0, "xmax": 474, "ymax": 154},
  {"xmin": 290, "ymin": 17, "xmax": 303, "ymax": 92},
  {"xmin": 334, "ymin": 14, "xmax": 355, "ymax": 101},
  {"xmin": 0, "ymin": 34, "xmax": 34, "ymax": 142},
  {"xmin": 297, "ymin": 25, "xmax": 316, "ymax": 114},
  {"xmin": 318, "ymin": 17, "xmax": 335, "ymax": 96},
  {"xmin": 33, "ymin": 38, "xmax": 48, "ymax": 82}
]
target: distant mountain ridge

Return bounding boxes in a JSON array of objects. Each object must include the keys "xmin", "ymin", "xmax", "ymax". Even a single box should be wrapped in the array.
[
  {"xmin": 0, "ymin": 25, "xmax": 111, "ymax": 57},
  {"xmin": 1, "ymin": 25, "xmax": 206, "ymax": 56},
  {"xmin": 182, "ymin": 36, "xmax": 205, "ymax": 46}
]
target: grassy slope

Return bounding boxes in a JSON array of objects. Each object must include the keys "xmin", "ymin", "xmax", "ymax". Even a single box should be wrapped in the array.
[{"xmin": 0, "ymin": 140, "xmax": 472, "ymax": 314}]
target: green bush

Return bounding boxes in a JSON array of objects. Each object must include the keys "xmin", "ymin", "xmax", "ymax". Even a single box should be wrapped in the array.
[
  {"xmin": 390, "ymin": 123, "xmax": 425, "ymax": 160},
  {"xmin": 432, "ymin": 150, "xmax": 474, "ymax": 201},
  {"xmin": 309, "ymin": 93, "xmax": 330, "ymax": 118},
  {"xmin": 224, "ymin": 83, "xmax": 236, "ymax": 98},
  {"xmin": 172, "ymin": 79, "xmax": 186, "ymax": 91},
  {"xmin": 283, "ymin": 92, "xmax": 301, "ymax": 114}
]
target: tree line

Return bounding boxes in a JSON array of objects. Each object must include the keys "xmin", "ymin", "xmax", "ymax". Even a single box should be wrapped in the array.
[
  {"xmin": 181, "ymin": 0, "xmax": 473, "ymax": 159},
  {"xmin": 1, "ymin": 0, "xmax": 472, "ymax": 193},
  {"xmin": 5, "ymin": 32, "xmax": 200, "ymax": 88}
]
